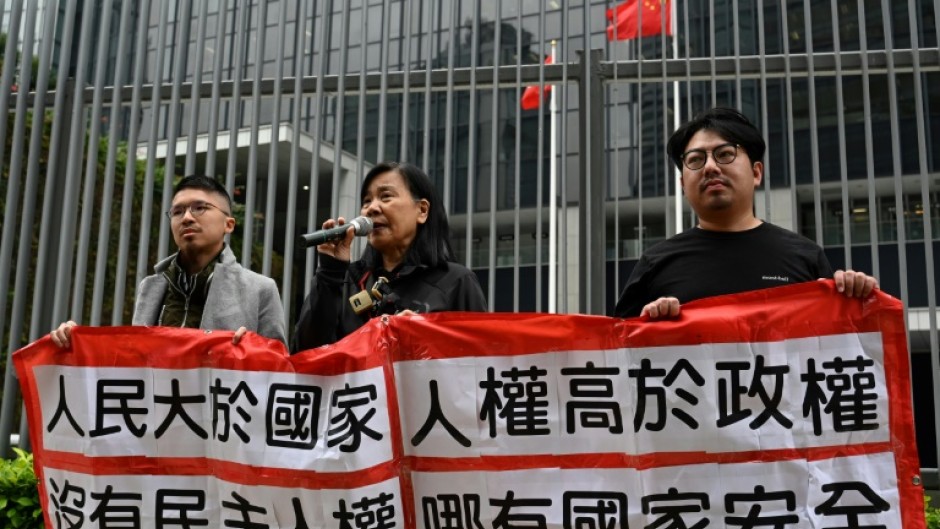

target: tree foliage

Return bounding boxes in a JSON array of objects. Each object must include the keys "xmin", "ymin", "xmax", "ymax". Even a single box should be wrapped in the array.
[{"xmin": 0, "ymin": 448, "xmax": 43, "ymax": 529}]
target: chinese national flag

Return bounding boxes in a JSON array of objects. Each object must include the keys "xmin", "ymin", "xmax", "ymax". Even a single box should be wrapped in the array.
[
  {"xmin": 607, "ymin": 0, "xmax": 672, "ymax": 41},
  {"xmin": 520, "ymin": 54, "xmax": 553, "ymax": 110}
]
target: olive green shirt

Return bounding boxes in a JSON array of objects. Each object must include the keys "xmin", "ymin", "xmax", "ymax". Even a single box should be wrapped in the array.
[{"xmin": 157, "ymin": 252, "xmax": 221, "ymax": 328}]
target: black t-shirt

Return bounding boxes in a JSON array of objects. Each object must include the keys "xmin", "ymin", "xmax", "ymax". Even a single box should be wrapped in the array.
[{"xmin": 614, "ymin": 222, "xmax": 833, "ymax": 317}]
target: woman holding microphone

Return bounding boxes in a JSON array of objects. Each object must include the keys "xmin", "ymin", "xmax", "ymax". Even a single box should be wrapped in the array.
[{"xmin": 292, "ymin": 162, "xmax": 486, "ymax": 353}]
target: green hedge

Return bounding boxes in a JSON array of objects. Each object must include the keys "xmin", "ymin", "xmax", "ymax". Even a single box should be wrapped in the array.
[
  {"xmin": 927, "ymin": 495, "xmax": 940, "ymax": 529},
  {"xmin": 0, "ymin": 448, "xmax": 43, "ymax": 528}
]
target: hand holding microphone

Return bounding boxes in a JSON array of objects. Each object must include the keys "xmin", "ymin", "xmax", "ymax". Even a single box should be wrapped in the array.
[{"xmin": 297, "ymin": 216, "xmax": 373, "ymax": 261}]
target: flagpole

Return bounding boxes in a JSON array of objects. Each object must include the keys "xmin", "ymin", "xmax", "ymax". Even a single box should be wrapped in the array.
[
  {"xmin": 548, "ymin": 40, "xmax": 558, "ymax": 314},
  {"xmin": 671, "ymin": 0, "xmax": 682, "ymax": 233}
]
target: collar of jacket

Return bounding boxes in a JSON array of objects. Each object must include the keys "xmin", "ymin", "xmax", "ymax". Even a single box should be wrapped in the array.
[{"xmin": 154, "ymin": 244, "xmax": 231, "ymax": 274}]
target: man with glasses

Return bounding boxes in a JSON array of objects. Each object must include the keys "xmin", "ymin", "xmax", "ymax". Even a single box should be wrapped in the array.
[
  {"xmin": 614, "ymin": 107, "xmax": 877, "ymax": 319},
  {"xmin": 51, "ymin": 175, "xmax": 286, "ymax": 346}
]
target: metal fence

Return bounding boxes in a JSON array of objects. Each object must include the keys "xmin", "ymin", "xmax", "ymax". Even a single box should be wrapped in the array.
[{"xmin": 1, "ymin": 0, "xmax": 938, "ymax": 469}]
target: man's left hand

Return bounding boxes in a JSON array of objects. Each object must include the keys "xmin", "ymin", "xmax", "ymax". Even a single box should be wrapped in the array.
[{"xmin": 833, "ymin": 269, "xmax": 878, "ymax": 298}]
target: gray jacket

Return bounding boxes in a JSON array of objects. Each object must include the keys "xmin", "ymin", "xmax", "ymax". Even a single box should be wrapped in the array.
[{"xmin": 133, "ymin": 246, "xmax": 287, "ymax": 344}]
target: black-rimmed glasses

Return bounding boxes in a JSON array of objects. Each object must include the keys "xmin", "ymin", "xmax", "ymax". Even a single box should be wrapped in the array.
[
  {"xmin": 680, "ymin": 143, "xmax": 739, "ymax": 171},
  {"xmin": 166, "ymin": 201, "xmax": 230, "ymax": 220}
]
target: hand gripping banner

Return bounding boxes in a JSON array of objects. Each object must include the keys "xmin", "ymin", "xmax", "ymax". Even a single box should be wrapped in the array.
[{"xmin": 14, "ymin": 281, "xmax": 924, "ymax": 528}]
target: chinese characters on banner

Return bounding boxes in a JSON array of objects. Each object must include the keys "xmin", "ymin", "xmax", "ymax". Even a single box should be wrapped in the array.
[{"xmin": 14, "ymin": 281, "xmax": 924, "ymax": 528}]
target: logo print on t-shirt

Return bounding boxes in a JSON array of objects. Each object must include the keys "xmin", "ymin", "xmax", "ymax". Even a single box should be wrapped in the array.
[{"xmin": 761, "ymin": 275, "xmax": 790, "ymax": 283}]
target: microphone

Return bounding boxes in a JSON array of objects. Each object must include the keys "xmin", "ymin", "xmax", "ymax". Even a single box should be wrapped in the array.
[{"xmin": 297, "ymin": 216, "xmax": 373, "ymax": 248}]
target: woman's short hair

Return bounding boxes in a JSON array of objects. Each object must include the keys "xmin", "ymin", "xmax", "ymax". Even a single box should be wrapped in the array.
[
  {"xmin": 360, "ymin": 162, "xmax": 456, "ymax": 268},
  {"xmin": 666, "ymin": 107, "xmax": 766, "ymax": 170}
]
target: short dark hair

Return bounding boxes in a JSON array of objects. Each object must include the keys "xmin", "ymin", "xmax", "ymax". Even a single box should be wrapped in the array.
[
  {"xmin": 173, "ymin": 175, "xmax": 233, "ymax": 214},
  {"xmin": 360, "ymin": 162, "xmax": 456, "ymax": 269},
  {"xmin": 666, "ymin": 107, "xmax": 766, "ymax": 170}
]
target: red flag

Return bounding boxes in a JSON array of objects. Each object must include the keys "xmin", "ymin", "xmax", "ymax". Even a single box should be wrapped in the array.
[
  {"xmin": 606, "ymin": 0, "xmax": 672, "ymax": 41},
  {"xmin": 521, "ymin": 54, "xmax": 553, "ymax": 110}
]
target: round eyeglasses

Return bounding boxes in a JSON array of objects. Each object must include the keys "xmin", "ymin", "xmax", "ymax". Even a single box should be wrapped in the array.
[
  {"xmin": 166, "ymin": 201, "xmax": 230, "ymax": 220},
  {"xmin": 680, "ymin": 143, "xmax": 740, "ymax": 171}
]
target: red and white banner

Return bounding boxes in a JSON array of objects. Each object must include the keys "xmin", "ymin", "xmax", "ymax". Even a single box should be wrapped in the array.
[{"xmin": 15, "ymin": 281, "xmax": 924, "ymax": 528}]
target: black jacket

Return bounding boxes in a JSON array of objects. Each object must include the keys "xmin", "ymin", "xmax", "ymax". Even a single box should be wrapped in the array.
[{"xmin": 292, "ymin": 253, "xmax": 487, "ymax": 353}]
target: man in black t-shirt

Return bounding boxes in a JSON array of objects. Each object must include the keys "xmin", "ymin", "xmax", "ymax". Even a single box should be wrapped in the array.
[{"xmin": 614, "ymin": 108, "xmax": 877, "ymax": 319}]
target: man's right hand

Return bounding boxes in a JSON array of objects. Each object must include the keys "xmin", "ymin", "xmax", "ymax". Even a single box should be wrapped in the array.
[
  {"xmin": 640, "ymin": 297, "xmax": 681, "ymax": 319},
  {"xmin": 50, "ymin": 321, "xmax": 78, "ymax": 348},
  {"xmin": 316, "ymin": 217, "xmax": 356, "ymax": 262}
]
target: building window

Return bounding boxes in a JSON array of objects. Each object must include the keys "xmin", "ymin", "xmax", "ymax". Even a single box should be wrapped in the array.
[{"xmin": 800, "ymin": 193, "xmax": 940, "ymax": 246}]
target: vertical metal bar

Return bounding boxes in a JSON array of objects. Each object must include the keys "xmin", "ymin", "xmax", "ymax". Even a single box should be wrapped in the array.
[
  {"xmin": 18, "ymin": 0, "xmax": 58, "ymax": 320},
  {"xmin": 637, "ymin": 36, "xmax": 645, "ymax": 268},
  {"xmin": 536, "ymin": 2, "xmax": 552, "ymax": 312},
  {"xmin": 486, "ymin": 3, "xmax": 500, "ymax": 309},
  {"xmin": 554, "ymin": 1, "xmax": 569, "ymax": 314},
  {"xmin": 72, "ymin": 0, "xmax": 117, "ymax": 322},
  {"xmin": 906, "ymin": 0, "xmax": 940, "ymax": 471},
  {"xmin": 92, "ymin": 0, "xmax": 134, "ymax": 326},
  {"xmin": 802, "ymin": 0, "xmax": 823, "ymax": 247},
  {"xmin": 376, "ymin": 0, "xmax": 392, "ymax": 162},
  {"xmin": 683, "ymin": 0, "xmax": 691, "ymax": 116},
  {"xmin": 113, "ymin": 0, "xmax": 153, "ymax": 324},
  {"xmin": 186, "ymin": 0, "xmax": 211, "ymax": 176},
  {"xmin": 355, "ymin": 0, "xmax": 368, "ymax": 194},
  {"xmin": 0, "ymin": 0, "xmax": 28, "ymax": 347},
  {"xmin": 555, "ymin": 0, "xmax": 567, "ymax": 313},
  {"xmin": 880, "ymin": 0, "xmax": 911, "ymax": 332},
  {"xmin": 242, "ymin": 0, "xmax": 269, "ymax": 266},
  {"xmin": 19, "ymin": 0, "xmax": 61, "ymax": 338},
  {"xmin": 548, "ymin": 40, "xmax": 559, "ymax": 314},
  {"xmin": 0, "ymin": 0, "xmax": 34, "ymax": 458},
  {"xmin": 935, "ymin": 0, "xmax": 940, "ymax": 45},
  {"xmin": 534, "ymin": 0, "xmax": 546, "ymax": 312},
  {"xmin": 732, "ymin": 0, "xmax": 741, "ymax": 109},
  {"xmin": 708, "ymin": 0, "xmax": 716, "ymax": 106},
  {"xmin": 225, "ymin": 0, "xmax": 250, "ymax": 208},
  {"xmin": 579, "ymin": 49, "xmax": 605, "ymax": 315},
  {"xmin": 669, "ymin": 1, "xmax": 680, "ymax": 236},
  {"xmin": 8, "ymin": 0, "xmax": 61, "ymax": 452},
  {"xmin": 29, "ymin": 0, "xmax": 80, "ymax": 339},
  {"xmin": 856, "ymin": 0, "xmax": 880, "ymax": 279},
  {"xmin": 830, "ymin": 0, "xmax": 851, "ymax": 267},
  {"xmin": 881, "ymin": 4, "xmax": 916, "ymax": 446},
  {"xmin": 421, "ymin": 0, "xmax": 434, "ymax": 170},
  {"xmin": 400, "ymin": 0, "xmax": 413, "ymax": 157},
  {"xmin": 758, "ymin": 0, "xmax": 771, "ymax": 221},
  {"xmin": 441, "ymin": 0, "xmax": 456, "ymax": 208},
  {"xmin": 263, "ymin": 0, "xmax": 289, "ymax": 277},
  {"xmin": 330, "ymin": 0, "xmax": 350, "ymax": 218},
  {"xmin": 157, "ymin": 0, "xmax": 194, "ymax": 262},
  {"xmin": 283, "ymin": 0, "xmax": 309, "ymax": 325},
  {"xmin": 136, "ymin": 0, "xmax": 171, "ymax": 289},
  {"xmin": 781, "ymin": 1, "xmax": 799, "ymax": 232},
  {"xmin": 660, "ymin": 1, "xmax": 671, "ymax": 237},
  {"xmin": 206, "ymin": 0, "xmax": 230, "ymax": 176},
  {"xmin": 0, "ymin": 0, "xmax": 23, "ymax": 178},
  {"xmin": 612, "ymin": 36, "xmax": 621, "ymax": 301},
  {"xmin": 51, "ymin": 0, "xmax": 97, "ymax": 326},
  {"xmin": 512, "ymin": 0, "xmax": 521, "ymax": 312},
  {"xmin": 304, "ymin": 0, "xmax": 331, "ymax": 289},
  {"xmin": 463, "ymin": 0, "xmax": 479, "ymax": 270}
]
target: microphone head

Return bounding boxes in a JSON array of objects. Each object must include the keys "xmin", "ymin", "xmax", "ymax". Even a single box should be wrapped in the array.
[{"xmin": 350, "ymin": 216, "xmax": 374, "ymax": 236}]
